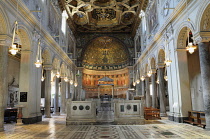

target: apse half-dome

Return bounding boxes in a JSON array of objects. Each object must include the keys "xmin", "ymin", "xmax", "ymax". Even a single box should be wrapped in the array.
[{"xmin": 82, "ymin": 36, "xmax": 129, "ymax": 70}]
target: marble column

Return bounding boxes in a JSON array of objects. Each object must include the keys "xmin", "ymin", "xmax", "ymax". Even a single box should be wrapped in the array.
[
  {"xmin": 60, "ymin": 78, "xmax": 66, "ymax": 114},
  {"xmin": 0, "ymin": 45, "xmax": 8, "ymax": 131},
  {"xmin": 44, "ymin": 69, "xmax": 52, "ymax": 118},
  {"xmin": 66, "ymin": 82, "xmax": 70, "ymax": 99},
  {"xmin": 53, "ymin": 77, "xmax": 60, "ymax": 116},
  {"xmin": 151, "ymin": 72, "xmax": 157, "ymax": 108},
  {"xmin": 158, "ymin": 67, "xmax": 166, "ymax": 116},
  {"xmin": 198, "ymin": 42, "xmax": 210, "ymax": 130},
  {"xmin": 141, "ymin": 80, "xmax": 145, "ymax": 98},
  {"xmin": 145, "ymin": 77, "xmax": 151, "ymax": 107}
]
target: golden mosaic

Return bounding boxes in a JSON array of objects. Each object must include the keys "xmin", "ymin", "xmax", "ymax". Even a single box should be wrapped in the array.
[{"xmin": 82, "ymin": 36, "xmax": 129, "ymax": 70}]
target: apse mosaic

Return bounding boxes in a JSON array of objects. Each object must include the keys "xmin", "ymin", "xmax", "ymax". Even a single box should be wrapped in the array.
[{"xmin": 82, "ymin": 36, "xmax": 129, "ymax": 70}]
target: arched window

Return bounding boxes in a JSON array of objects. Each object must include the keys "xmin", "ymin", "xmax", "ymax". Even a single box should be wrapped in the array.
[
  {"xmin": 139, "ymin": 10, "xmax": 147, "ymax": 33},
  {"xmin": 61, "ymin": 10, "xmax": 68, "ymax": 34}
]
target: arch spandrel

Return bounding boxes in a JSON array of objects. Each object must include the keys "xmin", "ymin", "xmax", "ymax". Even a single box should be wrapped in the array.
[
  {"xmin": 0, "ymin": 12, "xmax": 8, "ymax": 34},
  {"xmin": 42, "ymin": 48, "xmax": 52, "ymax": 66},
  {"xmin": 200, "ymin": 4, "xmax": 210, "ymax": 31}
]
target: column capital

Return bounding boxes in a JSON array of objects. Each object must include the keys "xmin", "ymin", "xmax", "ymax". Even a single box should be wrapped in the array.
[
  {"xmin": 194, "ymin": 32, "xmax": 210, "ymax": 44},
  {"xmin": 43, "ymin": 64, "xmax": 52, "ymax": 70},
  {"xmin": 157, "ymin": 63, "xmax": 165, "ymax": 68}
]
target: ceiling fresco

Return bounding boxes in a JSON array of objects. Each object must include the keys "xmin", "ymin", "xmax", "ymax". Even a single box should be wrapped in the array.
[
  {"xmin": 60, "ymin": 0, "xmax": 148, "ymax": 33},
  {"xmin": 82, "ymin": 36, "xmax": 129, "ymax": 70}
]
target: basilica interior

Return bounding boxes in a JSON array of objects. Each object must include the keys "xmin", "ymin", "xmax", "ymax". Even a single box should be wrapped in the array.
[{"xmin": 0, "ymin": 0, "xmax": 210, "ymax": 138}]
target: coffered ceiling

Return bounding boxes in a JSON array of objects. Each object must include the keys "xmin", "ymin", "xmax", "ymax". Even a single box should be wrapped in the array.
[{"xmin": 59, "ymin": 0, "xmax": 148, "ymax": 34}]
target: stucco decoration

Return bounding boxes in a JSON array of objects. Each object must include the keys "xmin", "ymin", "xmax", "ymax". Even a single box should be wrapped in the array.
[
  {"xmin": 158, "ymin": 49, "xmax": 165, "ymax": 63},
  {"xmin": 52, "ymin": 57, "xmax": 61, "ymax": 71},
  {"xmin": 17, "ymin": 28, "xmax": 31, "ymax": 50},
  {"xmin": 200, "ymin": 4, "xmax": 210, "ymax": 31},
  {"xmin": 82, "ymin": 36, "xmax": 129, "ymax": 70},
  {"xmin": 42, "ymin": 48, "xmax": 52, "ymax": 65},
  {"xmin": 150, "ymin": 57, "xmax": 156, "ymax": 69},
  {"xmin": 0, "ymin": 12, "xmax": 7, "ymax": 34}
]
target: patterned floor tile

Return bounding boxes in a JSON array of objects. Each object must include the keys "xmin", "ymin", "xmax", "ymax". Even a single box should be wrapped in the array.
[{"xmin": 0, "ymin": 115, "xmax": 210, "ymax": 139}]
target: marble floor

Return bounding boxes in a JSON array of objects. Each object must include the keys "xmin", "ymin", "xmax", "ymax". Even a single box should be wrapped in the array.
[{"xmin": 1, "ymin": 115, "xmax": 210, "ymax": 139}]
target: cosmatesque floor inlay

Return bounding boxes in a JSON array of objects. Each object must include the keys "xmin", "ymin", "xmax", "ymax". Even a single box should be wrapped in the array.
[{"xmin": 0, "ymin": 115, "xmax": 210, "ymax": 139}]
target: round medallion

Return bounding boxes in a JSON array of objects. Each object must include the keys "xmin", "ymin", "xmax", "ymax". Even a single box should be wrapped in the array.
[
  {"xmin": 79, "ymin": 105, "xmax": 84, "ymax": 110},
  {"xmin": 73, "ymin": 106, "xmax": 77, "ymax": 110},
  {"xmin": 85, "ymin": 105, "xmax": 90, "ymax": 110},
  {"xmin": 126, "ymin": 104, "xmax": 131, "ymax": 110}
]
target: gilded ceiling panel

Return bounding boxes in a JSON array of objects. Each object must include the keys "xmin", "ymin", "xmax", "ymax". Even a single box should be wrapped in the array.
[{"xmin": 61, "ymin": 0, "xmax": 148, "ymax": 33}]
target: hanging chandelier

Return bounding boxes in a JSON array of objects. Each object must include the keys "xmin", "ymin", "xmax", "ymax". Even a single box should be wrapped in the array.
[
  {"xmin": 56, "ymin": 65, "xmax": 60, "ymax": 78},
  {"xmin": 164, "ymin": 67, "xmax": 168, "ymax": 81},
  {"xmin": 41, "ymin": 76, "xmax": 45, "ymax": 82},
  {"xmin": 186, "ymin": 30, "xmax": 197, "ymax": 54},
  {"xmin": 56, "ymin": 70, "xmax": 60, "ymax": 78},
  {"xmin": 186, "ymin": 43, "xmax": 196, "ymax": 54},
  {"xmin": 64, "ymin": 76, "xmax": 69, "ymax": 82},
  {"xmin": 64, "ymin": 68, "xmax": 69, "ymax": 82},
  {"xmin": 133, "ymin": 81, "xmax": 136, "ymax": 86},
  {"xmin": 164, "ymin": 59, "xmax": 172, "ymax": 67},
  {"xmin": 9, "ymin": 21, "xmax": 20, "ymax": 55},
  {"xmin": 69, "ymin": 71, "xmax": 74, "ymax": 85},
  {"xmin": 140, "ymin": 75, "xmax": 145, "ymax": 81},
  {"xmin": 164, "ymin": 33, "xmax": 172, "ymax": 67},
  {"xmin": 147, "ymin": 70, "xmax": 152, "ymax": 77},
  {"xmin": 136, "ymin": 70, "xmax": 140, "ymax": 84},
  {"xmin": 164, "ymin": 75, "xmax": 168, "ymax": 81},
  {"xmin": 70, "ymin": 79, "xmax": 74, "ymax": 85},
  {"xmin": 156, "ymin": 72, "xmax": 159, "ymax": 84},
  {"xmin": 64, "ymin": 70, "xmax": 69, "ymax": 82},
  {"xmin": 34, "ymin": 40, "xmax": 42, "ymax": 68},
  {"xmin": 74, "ymin": 71, "xmax": 78, "ymax": 87},
  {"xmin": 64, "ymin": 76, "xmax": 68, "ymax": 82},
  {"xmin": 41, "ymin": 68, "xmax": 45, "ymax": 81}
]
